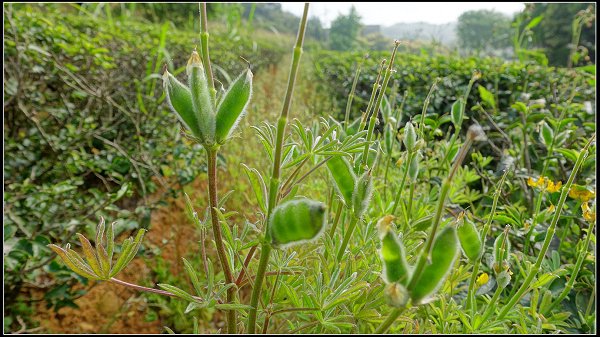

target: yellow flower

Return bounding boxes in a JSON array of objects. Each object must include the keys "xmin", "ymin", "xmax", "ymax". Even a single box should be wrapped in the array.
[
  {"xmin": 527, "ymin": 177, "xmax": 537, "ymax": 187},
  {"xmin": 582, "ymin": 202, "xmax": 596, "ymax": 222},
  {"xmin": 569, "ymin": 185, "xmax": 596, "ymax": 202},
  {"xmin": 476, "ymin": 273, "xmax": 489, "ymax": 287},
  {"xmin": 547, "ymin": 204, "xmax": 555, "ymax": 213},
  {"xmin": 546, "ymin": 180, "xmax": 562, "ymax": 193}
]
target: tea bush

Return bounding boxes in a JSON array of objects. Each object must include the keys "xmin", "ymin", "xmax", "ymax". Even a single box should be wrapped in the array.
[{"xmin": 3, "ymin": 3, "xmax": 287, "ymax": 322}]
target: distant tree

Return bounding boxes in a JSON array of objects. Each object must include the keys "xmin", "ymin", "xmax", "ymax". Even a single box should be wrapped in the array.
[
  {"xmin": 307, "ymin": 16, "xmax": 327, "ymax": 42},
  {"xmin": 522, "ymin": 3, "xmax": 595, "ymax": 67},
  {"xmin": 328, "ymin": 6, "xmax": 362, "ymax": 51},
  {"xmin": 457, "ymin": 10, "xmax": 512, "ymax": 53}
]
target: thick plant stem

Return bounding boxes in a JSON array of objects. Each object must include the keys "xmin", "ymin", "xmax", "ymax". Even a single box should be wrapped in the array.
[
  {"xmin": 247, "ymin": 4, "xmax": 309, "ymax": 334},
  {"xmin": 375, "ymin": 307, "xmax": 406, "ymax": 333},
  {"xmin": 336, "ymin": 215, "xmax": 359, "ymax": 262},
  {"xmin": 496, "ymin": 134, "xmax": 595, "ymax": 321},
  {"xmin": 199, "ymin": 3, "xmax": 216, "ymax": 100},
  {"xmin": 207, "ymin": 149, "xmax": 237, "ymax": 333}
]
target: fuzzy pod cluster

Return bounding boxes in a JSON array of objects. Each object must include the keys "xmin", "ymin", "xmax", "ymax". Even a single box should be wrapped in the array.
[
  {"xmin": 163, "ymin": 50, "xmax": 252, "ymax": 147},
  {"xmin": 269, "ymin": 199, "xmax": 327, "ymax": 247},
  {"xmin": 352, "ymin": 170, "xmax": 373, "ymax": 218},
  {"xmin": 377, "ymin": 217, "xmax": 460, "ymax": 306}
]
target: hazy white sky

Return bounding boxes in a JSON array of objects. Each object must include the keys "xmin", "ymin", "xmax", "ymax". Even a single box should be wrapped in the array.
[{"xmin": 280, "ymin": 2, "xmax": 526, "ymax": 27}]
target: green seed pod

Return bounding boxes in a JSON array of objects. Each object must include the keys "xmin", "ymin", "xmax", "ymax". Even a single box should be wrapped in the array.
[
  {"xmin": 408, "ymin": 152, "xmax": 421, "ymax": 182},
  {"xmin": 403, "ymin": 121, "xmax": 417, "ymax": 152},
  {"xmin": 451, "ymin": 99, "xmax": 464, "ymax": 129},
  {"xmin": 384, "ymin": 282, "xmax": 409, "ymax": 308},
  {"xmin": 457, "ymin": 216, "xmax": 482, "ymax": 261},
  {"xmin": 384, "ymin": 128, "xmax": 394, "ymax": 154},
  {"xmin": 327, "ymin": 156, "xmax": 356, "ymax": 206},
  {"xmin": 187, "ymin": 50, "xmax": 215, "ymax": 144},
  {"xmin": 539, "ymin": 121, "xmax": 554, "ymax": 148},
  {"xmin": 380, "ymin": 229, "xmax": 412, "ymax": 286},
  {"xmin": 409, "ymin": 226, "xmax": 459, "ymax": 304},
  {"xmin": 493, "ymin": 226, "xmax": 511, "ymax": 274},
  {"xmin": 352, "ymin": 169, "xmax": 373, "ymax": 218},
  {"xmin": 269, "ymin": 199, "xmax": 327, "ymax": 247},
  {"xmin": 215, "ymin": 68, "xmax": 253, "ymax": 144},
  {"xmin": 163, "ymin": 70, "xmax": 203, "ymax": 138}
]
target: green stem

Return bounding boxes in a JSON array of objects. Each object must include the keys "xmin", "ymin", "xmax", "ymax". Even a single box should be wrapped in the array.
[
  {"xmin": 337, "ymin": 215, "xmax": 359, "ymax": 262},
  {"xmin": 199, "ymin": 3, "xmax": 216, "ymax": 100},
  {"xmin": 207, "ymin": 149, "xmax": 237, "ymax": 333},
  {"xmin": 375, "ymin": 307, "xmax": 406, "ymax": 333},
  {"xmin": 543, "ymin": 217, "xmax": 595, "ymax": 315},
  {"xmin": 417, "ymin": 78, "xmax": 440, "ymax": 138},
  {"xmin": 496, "ymin": 134, "xmax": 595, "ymax": 321},
  {"xmin": 360, "ymin": 42, "xmax": 400, "ymax": 170},
  {"xmin": 466, "ymin": 169, "xmax": 510, "ymax": 317},
  {"xmin": 475, "ymin": 285, "xmax": 504, "ymax": 330},
  {"xmin": 344, "ymin": 59, "xmax": 363, "ymax": 130},
  {"xmin": 358, "ymin": 60, "xmax": 386, "ymax": 134},
  {"xmin": 407, "ymin": 137, "xmax": 473, "ymax": 292},
  {"xmin": 391, "ymin": 151, "xmax": 415, "ymax": 215},
  {"xmin": 247, "ymin": 4, "xmax": 309, "ymax": 334},
  {"xmin": 330, "ymin": 201, "xmax": 344, "ymax": 235}
]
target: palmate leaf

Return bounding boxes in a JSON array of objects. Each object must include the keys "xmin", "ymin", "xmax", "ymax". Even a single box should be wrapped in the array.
[{"xmin": 48, "ymin": 218, "xmax": 146, "ymax": 280}]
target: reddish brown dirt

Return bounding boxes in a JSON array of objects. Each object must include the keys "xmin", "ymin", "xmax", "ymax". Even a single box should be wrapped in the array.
[{"xmin": 32, "ymin": 172, "xmax": 235, "ymax": 333}]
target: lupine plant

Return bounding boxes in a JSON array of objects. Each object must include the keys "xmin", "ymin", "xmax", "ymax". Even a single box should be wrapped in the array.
[{"xmin": 47, "ymin": 2, "xmax": 595, "ymax": 334}]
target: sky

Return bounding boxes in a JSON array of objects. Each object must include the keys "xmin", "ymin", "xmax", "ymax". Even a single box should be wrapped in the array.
[{"xmin": 280, "ymin": 2, "xmax": 526, "ymax": 27}]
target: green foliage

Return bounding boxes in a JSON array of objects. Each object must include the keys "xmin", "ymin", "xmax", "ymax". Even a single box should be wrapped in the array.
[
  {"xmin": 328, "ymin": 6, "xmax": 362, "ymax": 51},
  {"xmin": 521, "ymin": 3, "xmax": 596, "ymax": 67},
  {"xmin": 457, "ymin": 9, "xmax": 512, "ymax": 53}
]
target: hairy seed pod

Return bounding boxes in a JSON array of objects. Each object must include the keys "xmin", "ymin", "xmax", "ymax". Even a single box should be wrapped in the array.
[
  {"xmin": 163, "ymin": 70, "xmax": 203, "ymax": 138},
  {"xmin": 403, "ymin": 121, "xmax": 417, "ymax": 152},
  {"xmin": 187, "ymin": 50, "xmax": 215, "ymax": 144},
  {"xmin": 457, "ymin": 216, "xmax": 482, "ymax": 261},
  {"xmin": 539, "ymin": 121, "xmax": 554, "ymax": 148},
  {"xmin": 493, "ymin": 226, "xmax": 511, "ymax": 274},
  {"xmin": 327, "ymin": 156, "xmax": 356, "ymax": 206},
  {"xmin": 451, "ymin": 99, "xmax": 464, "ymax": 129},
  {"xmin": 352, "ymin": 169, "xmax": 373, "ymax": 218},
  {"xmin": 380, "ymin": 229, "xmax": 412, "ymax": 286},
  {"xmin": 408, "ymin": 152, "xmax": 421, "ymax": 182},
  {"xmin": 215, "ymin": 68, "xmax": 253, "ymax": 144},
  {"xmin": 409, "ymin": 225, "xmax": 459, "ymax": 304},
  {"xmin": 269, "ymin": 199, "xmax": 327, "ymax": 247},
  {"xmin": 385, "ymin": 282, "xmax": 409, "ymax": 308},
  {"xmin": 496, "ymin": 270, "xmax": 511, "ymax": 289}
]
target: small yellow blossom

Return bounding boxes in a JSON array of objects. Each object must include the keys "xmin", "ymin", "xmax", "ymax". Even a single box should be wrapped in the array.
[
  {"xmin": 547, "ymin": 204, "xmax": 555, "ymax": 213},
  {"xmin": 569, "ymin": 185, "xmax": 596, "ymax": 202},
  {"xmin": 582, "ymin": 202, "xmax": 596, "ymax": 222},
  {"xmin": 476, "ymin": 273, "xmax": 489, "ymax": 287},
  {"xmin": 527, "ymin": 177, "xmax": 537, "ymax": 187},
  {"xmin": 546, "ymin": 180, "xmax": 562, "ymax": 193}
]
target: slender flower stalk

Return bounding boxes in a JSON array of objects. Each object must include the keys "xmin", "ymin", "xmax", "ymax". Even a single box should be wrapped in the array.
[{"xmin": 247, "ymin": 4, "xmax": 309, "ymax": 333}]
